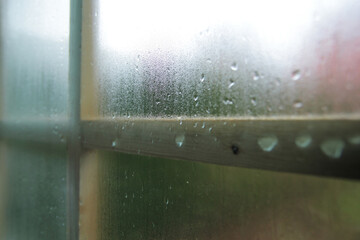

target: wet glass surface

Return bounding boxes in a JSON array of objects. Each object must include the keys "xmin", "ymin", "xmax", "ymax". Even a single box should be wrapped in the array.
[
  {"xmin": 1, "ymin": 0, "xmax": 69, "ymax": 121},
  {"xmin": 82, "ymin": 0, "xmax": 360, "ymax": 119},
  {"xmin": 80, "ymin": 150, "xmax": 360, "ymax": 240},
  {"xmin": 0, "ymin": 141, "xmax": 67, "ymax": 240},
  {"xmin": 0, "ymin": 1, "xmax": 70, "ymax": 239}
]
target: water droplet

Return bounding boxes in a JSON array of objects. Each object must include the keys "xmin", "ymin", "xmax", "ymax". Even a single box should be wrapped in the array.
[
  {"xmin": 193, "ymin": 122, "xmax": 198, "ymax": 128},
  {"xmin": 320, "ymin": 139, "xmax": 345, "ymax": 159},
  {"xmin": 223, "ymin": 98, "xmax": 234, "ymax": 105},
  {"xmin": 251, "ymin": 97, "xmax": 257, "ymax": 106},
  {"xmin": 253, "ymin": 71, "xmax": 260, "ymax": 81},
  {"xmin": 292, "ymin": 69, "xmax": 301, "ymax": 81},
  {"xmin": 208, "ymin": 127, "xmax": 212, "ymax": 133},
  {"xmin": 175, "ymin": 134, "xmax": 185, "ymax": 147},
  {"xmin": 293, "ymin": 100, "xmax": 303, "ymax": 108},
  {"xmin": 200, "ymin": 73, "xmax": 205, "ymax": 82},
  {"xmin": 258, "ymin": 136, "xmax": 278, "ymax": 152},
  {"xmin": 194, "ymin": 95, "xmax": 199, "ymax": 101},
  {"xmin": 230, "ymin": 62, "xmax": 238, "ymax": 71},
  {"xmin": 228, "ymin": 79, "xmax": 235, "ymax": 89},
  {"xmin": 295, "ymin": 134, "xmax": 312, "ymax": 148},
  {"xmin": 348, "ymin": 135, "xmax": 360, "ymax": 145},
  {"xmin": 202, "ymin": 122, "xmax": 206, "ymax": 129},
  {"xmin": 112, "ymin": 140, "xmax": 117, "ymax": 148}
]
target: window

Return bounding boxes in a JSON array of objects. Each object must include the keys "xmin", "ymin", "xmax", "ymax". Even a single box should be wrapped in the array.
[{"xmin": 1, "ymin": 0, "xmax": 360, "ymax": 239}]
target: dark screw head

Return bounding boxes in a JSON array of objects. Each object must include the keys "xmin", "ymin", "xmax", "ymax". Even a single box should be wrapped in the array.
[{"xmin": 231, "ymin": 145, "xmax": 239, "ymax": 155}]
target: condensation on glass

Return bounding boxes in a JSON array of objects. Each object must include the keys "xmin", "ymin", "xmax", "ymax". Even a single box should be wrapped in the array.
[
  {"xmin": 78, "ymin": 0, "xmax": 360, "ymax": 239},
  {"xmin": 82, "ymin": 0, "xmax": 360, "ymax": 119},
  {"xmin": 0, "ymin": 0, "xmax": 70, "ymax": 239},
  {"xmin": 80, "ymin": 151, "xmax": 360, "ymax": 240},
  {"xmin": 0, "ymin": 0, "xmax": 359, "ymax": 240},
  {"xmin": 1, "ymin": 0, "xmax": 69, "ymax": 121},
  {"xmin": 0, "ymin": 141, "xmax": 67, "ymax": 240}
]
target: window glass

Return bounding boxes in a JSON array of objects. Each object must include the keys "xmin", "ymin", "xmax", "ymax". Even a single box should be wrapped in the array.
[
  {"xmin": 82, "ymin": 0, "xmax": 360, "ymax": 119},
  {"xmin": 80, "ymin": 150, "xmax": 360, "ymax": 240}
]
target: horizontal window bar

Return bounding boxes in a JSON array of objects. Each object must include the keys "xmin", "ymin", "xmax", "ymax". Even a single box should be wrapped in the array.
[{"xmin": 1, "ymin": 116, "xmax": 360, "ymax": 179}]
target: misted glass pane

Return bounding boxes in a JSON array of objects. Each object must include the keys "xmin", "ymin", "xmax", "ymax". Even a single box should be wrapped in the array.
[
  {"xmin": 80, "ymin": 151, "xmax": 360, "ymax": 240},
  {"xmin": 0, "ymin": 141, "xmax": 67, "ymax": 240},
  {"xmin": 0, "ymin": 0, "xmax": 69, "ymax": 120},
  {"xmin": 82, "ymin": 0, "xmax": 360, "ymax": 118},
  {"xmin": 0, "ymin": 1, "xmax": 70, "ymax": 239}
]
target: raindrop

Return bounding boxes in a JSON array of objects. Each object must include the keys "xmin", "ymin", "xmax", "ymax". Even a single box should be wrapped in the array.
[
  {"xmin": 228, "ymin": 79, "xmax": 235, "ymax": 89},
  {"xmin": 202, "ymin": 122, "xmax": 206, "ymax": 128},
  {"xmin": 348, "ymin": 135, "xmax": 360, "ymax": 145},
  {"xmin": 230, "ymin": 62, "xmax": 238, "ymax": 71},
  {"xmin": 175, "ymin": 134, "xmax": 185, "ymax": 147},
  {"xmin": 200, "ymin": 73, "xmax": 205, "ymax": 82},
  {"xmin": 208, "ymin": 127, "xmax": 212, "ymax": 133},
  {"xmin": 112, "ymin": 139, "xmax": 117, "ymax": 148},
  {"xmin": 293, "ymin": 100, "xmax": 303, "ymax": 108},
  {"xmin": 251, "ymin": 97, "xmax": 257, "ymax": 106},
  {"xmin": 253, "ymin": 71, "xmax": 260, "ymax": 81},
  {"xmin": 292, "ymin": 69, "xmax": 301, "ymax": 81},
  {"xmin": 295, "ymin": 134, "xmax": 312, "ymax": 148},
  {"xmin": 193, "ymin": 122, "xmax": 198, "ymax": 128},
  {"xmin": 320, "ymin": 139, "xmax": 345, "ymax": 159},
  {"xmin": 258, "ymin": 136, "xmax": 278, "ymax": 152},
  {"xmin": 194, "ymin": 95, "xmax": 199, "ymax": 102}
]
